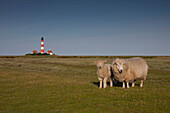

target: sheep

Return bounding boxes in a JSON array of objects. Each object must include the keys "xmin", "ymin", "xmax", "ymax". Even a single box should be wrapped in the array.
[
  {"xmin": 94, "ymin": 60, "xmax": 113, "ymax": 88},
  {"xmin": 112, "ymin": 57, "xmax": 148, "ymax": 88}
]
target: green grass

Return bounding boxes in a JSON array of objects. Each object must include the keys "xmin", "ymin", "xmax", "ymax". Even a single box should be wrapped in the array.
[{"xmin": 0, "ymin": 57, "xmax": 170, "ymax": 113}]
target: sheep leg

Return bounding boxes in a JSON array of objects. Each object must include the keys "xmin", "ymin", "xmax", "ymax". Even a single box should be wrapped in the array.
[
  {"xmin": 127, "ymin": 82, "xmax": 129, "ymax": 88},
  {"xmin": 98, "ymin": 77, "xmax": 103, "ymax": 88},
  {"xmin": 110, "ymin": 77, "xmax": 113, "ymax": 87},
  {"xmin": 140, "ymin": 80, "xmax": 143, "ymax": 87},
  {"xmin": 122, "ymin": 82, "xmax": 125, "ymax": 88},
  {"xmin": 132, "ymin": 81, "xmax": 136, "ymax": 87},
  {"xmin": 126, "ymin": 82, "xmax": 129, "ymax": 88},
  {"xmin": 103, "ymin": 77, "xmax": 108, "ymax": 88}
]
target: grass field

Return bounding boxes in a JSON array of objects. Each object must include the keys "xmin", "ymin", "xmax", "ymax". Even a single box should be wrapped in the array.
[{"xmin": 0, "ymin": 56, "xmax": 170, "ymax": 113}]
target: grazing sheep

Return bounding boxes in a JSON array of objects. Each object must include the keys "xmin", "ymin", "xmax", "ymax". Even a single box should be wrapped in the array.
[
  {"xmin": 94, "ymin": 60, "xmax": 113, "ymax": 88},
  {"xmin": 112, "ymin": 57, "xmax": 148, "ymax": 88}
]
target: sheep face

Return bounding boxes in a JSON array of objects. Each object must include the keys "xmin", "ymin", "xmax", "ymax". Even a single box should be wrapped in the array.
[
  {"xmin": 94, "ymin": 60, "xmax": 107, "ymax": 69},
  {"xmin": 112, "ymin": 59, "xmax": 126, "ymax": 73}
]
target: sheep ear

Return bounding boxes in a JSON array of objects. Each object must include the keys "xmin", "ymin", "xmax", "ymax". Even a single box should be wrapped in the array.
[
  {"xmin": 115, "ymin": 58, "xmax": 119, "ymax": 60},
  {"xmin": 94, "ymin": 61, "xmax": 97, "ymax": 64},
  {"xmin": 112, "ymin": 62, "xmax": 116, "ymax": 65}
]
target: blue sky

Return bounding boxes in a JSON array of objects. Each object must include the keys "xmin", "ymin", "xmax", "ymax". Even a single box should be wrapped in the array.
[{"xmin": 0, "ymin": 0, "xmax": 170, "ymax": 55}]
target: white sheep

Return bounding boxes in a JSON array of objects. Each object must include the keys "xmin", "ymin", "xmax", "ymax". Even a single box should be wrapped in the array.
[
  {"xmin": 112, "ymin": 57, "xmax": 148, "ymax": 88},
  {"xmin": 94, "ymin": 60, "xmax": 113, "ymax": 88}
]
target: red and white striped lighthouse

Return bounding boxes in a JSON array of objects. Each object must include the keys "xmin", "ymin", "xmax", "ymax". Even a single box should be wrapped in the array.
[{"xmin": 41, "ymin": 37, "xmax": 44, "ymax": 54}]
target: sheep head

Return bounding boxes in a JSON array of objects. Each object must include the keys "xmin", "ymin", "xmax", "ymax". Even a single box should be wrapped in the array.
[
  {"xmin": 112, "ymin": 58, "xmax": 127, "ymax": 73},
  {"xmin": 94, "ymin": 60, "xmax": 107, "ymax": 69}
]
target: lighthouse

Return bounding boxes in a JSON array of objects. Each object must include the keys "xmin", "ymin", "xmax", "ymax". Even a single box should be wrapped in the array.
[
  {"xmin": 41, "ymin": 37, "xmax": 44, "ymax": 54},
  {"xmin": 30, "ymin": 36, "xmax": 56, "ymax": 55}
]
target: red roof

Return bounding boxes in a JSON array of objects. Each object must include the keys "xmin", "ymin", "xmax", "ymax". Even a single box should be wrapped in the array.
[
  {"xmin": 32, "ymin": 50, "xmax": 38, "ymax": 54},
  {"xmin": 47, "ymin": 49, "xmax": 53, "ymax": 54}
]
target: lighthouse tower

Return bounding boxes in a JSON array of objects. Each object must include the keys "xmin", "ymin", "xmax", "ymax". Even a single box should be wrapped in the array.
[{"xmin": 41, "ymin": 37, "xmax": 44, "ymax": 54}]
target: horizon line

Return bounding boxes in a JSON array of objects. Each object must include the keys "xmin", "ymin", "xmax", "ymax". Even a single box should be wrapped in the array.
[{"xmin": 0, "ymin": 54, "xmax": 170, "ymax": 56}]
